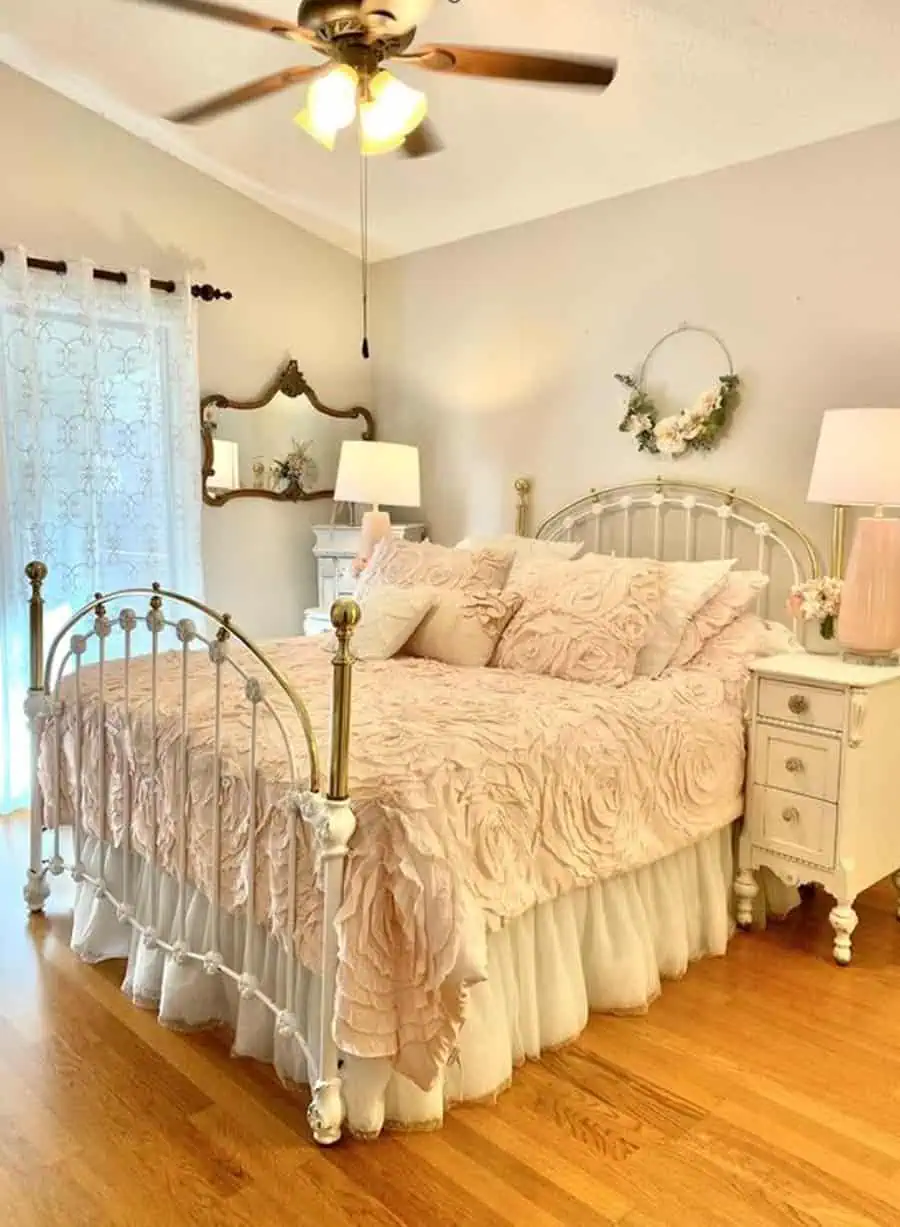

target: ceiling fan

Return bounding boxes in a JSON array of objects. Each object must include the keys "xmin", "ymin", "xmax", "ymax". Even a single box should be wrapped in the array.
[{"xmin": 126, "ymin": 0, "xmax": 618, "ymax": 157}]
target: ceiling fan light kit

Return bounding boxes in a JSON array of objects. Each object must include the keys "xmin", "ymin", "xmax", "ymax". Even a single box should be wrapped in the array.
[{"xmin": 295, "ymin": 63, "xmax": 428, "ymax": 154}]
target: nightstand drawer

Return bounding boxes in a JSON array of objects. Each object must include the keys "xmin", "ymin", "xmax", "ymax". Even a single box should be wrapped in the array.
[
  {"xmin": 757, "ymin": 678, "xmax": 844, "ymax": 731},
  {"xmin": 752, "ymin": 784, "xmax": 837, "ymax": 869},
  {"xmin": 754, "ymin": 724, "xmax": 841, "ymax": 802}
]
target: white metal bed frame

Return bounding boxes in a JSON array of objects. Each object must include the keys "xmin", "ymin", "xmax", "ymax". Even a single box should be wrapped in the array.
[
  {"xmin": 22, "ymin": 476, "xmax": 823, "ymax": 1145},
  {"xmin": 23, "ymin": 570, "xmax": 361, "ymax": 1146}
]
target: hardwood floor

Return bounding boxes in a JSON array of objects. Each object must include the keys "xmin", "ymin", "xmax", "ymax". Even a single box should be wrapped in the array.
[{"xmin": 4, "ymin": 811, "xmax": 900, "ymax": 1227}]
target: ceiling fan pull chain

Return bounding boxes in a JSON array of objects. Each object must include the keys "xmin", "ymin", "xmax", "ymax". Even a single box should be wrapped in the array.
[{"xmin": 359, "ymin": 139, "xmax": 370, "ymax": 360}]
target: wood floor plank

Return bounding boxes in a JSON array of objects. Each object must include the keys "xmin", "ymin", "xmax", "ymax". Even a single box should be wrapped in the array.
[{"xmin": 5, "ymin": 811, "xmax": 900, "ymax": 1225}]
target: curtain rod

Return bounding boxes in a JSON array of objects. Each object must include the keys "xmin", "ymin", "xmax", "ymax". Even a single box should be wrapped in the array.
[{"xmin": 0, "ymin": 250, "xmax": 232, "ymax": 302}]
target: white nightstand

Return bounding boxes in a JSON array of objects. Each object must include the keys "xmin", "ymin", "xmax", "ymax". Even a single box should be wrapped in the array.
[
  {"xmin": 303, "ymin": 521, "xmax": 427, "ymax": 636},
  {"xmin": 736, "ymin": 653, "xmax": 900, "ymax": 964}
]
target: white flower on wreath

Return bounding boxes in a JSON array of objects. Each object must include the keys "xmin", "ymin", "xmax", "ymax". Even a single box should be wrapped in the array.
[
  {"xmin": 626, "ymin": 413, "xmax": 653, "ymax": 435},
  {"xmin": 653, "ymin": 417, "xmax": 688, "ymax": 456},
  {"xmin": 678, "ymin": 406, "xmax": 711, "ymax": 441}
]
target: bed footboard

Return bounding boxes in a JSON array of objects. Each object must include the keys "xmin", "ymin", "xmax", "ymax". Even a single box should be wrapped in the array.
[{"xmin": 22, "ymin": 562, "xmax": 359, "ymax": 1147}]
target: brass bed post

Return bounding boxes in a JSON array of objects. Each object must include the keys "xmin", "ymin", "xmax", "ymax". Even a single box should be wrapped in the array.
[
  {"xmin": 308, "ymin": 596, "xmax": 360, "ymax": 1146},
  {"xmin": 23, "ymin": 561, "xmax": 51, "ymax": 913},
  {"xmin": 514, "ymin": 477, "xmax": 531, "ymax": 537}
]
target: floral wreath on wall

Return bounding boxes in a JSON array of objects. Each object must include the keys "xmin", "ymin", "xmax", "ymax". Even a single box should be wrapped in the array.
[{"xmin": 616, "ymin": 324, "xmax": 741, "ymax": 458}]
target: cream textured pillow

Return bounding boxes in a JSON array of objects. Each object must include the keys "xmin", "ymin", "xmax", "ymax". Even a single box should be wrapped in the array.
[
  {"xmin": 634, "ymin": 558, "xmax": 735, "ymax": 678},
  {"xmin": 668, "ymin": 570, "xmax": 770, "ymax": 669},
  {"xmin": 493, "ymin": 554, "xmax": 663, "ymax": 686},
  {"xmin": 321, "ymin": 585, "xmax": 435, "ymax": 660},
  {"xmin": 406, "ymin": 587, "xmax": 523, "ymax": 667},
  {"xmin": 455, "ymin": 533, "xmax": 582, "ymax": 560},
  {"xmin": 356, "ymin": 537, "xmax": 512, "ymax": 599}
]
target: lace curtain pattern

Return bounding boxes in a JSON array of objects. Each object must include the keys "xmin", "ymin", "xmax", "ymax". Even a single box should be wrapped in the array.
[{"xmin": 0, "ymin": 248, "xmax": 203, "ymax": 813}]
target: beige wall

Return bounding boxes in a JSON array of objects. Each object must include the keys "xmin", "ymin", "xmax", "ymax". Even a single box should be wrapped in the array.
[
  {"xmin": 0, "ymin": 66, "xmax": 370, "ymax": 638},
  {"xmin": 372, "ymin": 119, "xmax": 900, "ymax": 568}
]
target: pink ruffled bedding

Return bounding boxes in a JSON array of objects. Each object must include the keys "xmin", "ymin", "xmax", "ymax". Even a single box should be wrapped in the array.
[{"xmin": 39, "ymin": 636, "xmax": 745, "ymax": 1089}]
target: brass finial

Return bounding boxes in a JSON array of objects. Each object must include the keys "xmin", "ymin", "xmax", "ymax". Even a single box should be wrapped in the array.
[
  {"xmin": 331, "ymin": 598, "xmax": 361, "ymax": 634},
  {"xmin": 25, "ymin": 561, "xmax": 48, "ymax": 594},
  {"xmin": 514, "ymin": 477, "xmax": 531, "ymax": 497}
]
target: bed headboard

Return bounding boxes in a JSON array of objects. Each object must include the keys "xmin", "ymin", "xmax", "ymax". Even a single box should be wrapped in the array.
[{"xmin": 513, "ymin": 476, "xmax": 822, "ymax": 625}]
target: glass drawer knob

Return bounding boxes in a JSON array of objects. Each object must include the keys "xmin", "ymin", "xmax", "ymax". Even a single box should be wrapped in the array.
[
  {"xmin": 788, "ymin": 693, "xmax": 809, "ymax": 715},
  {"xmin": 782, "ymin": 806, "xmax": 800, "ymax": 823},
  {"xmin": 785, "ymin": 756, "xmax": 804, "ymax": 774}
]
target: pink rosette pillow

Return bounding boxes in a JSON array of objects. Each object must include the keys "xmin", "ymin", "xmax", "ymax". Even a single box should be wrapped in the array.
[
  {"xmin": 686, "ymin": 612, "xmax": 804, "ymax": 682},
  {"xmin": 667, "ymin": 570, "xmax": 770, "ymax": 669},
  {"xmin": 355, "ymin": 537, "xmax": 512, "ymax": 600},
  {"xmin": 493, "ymin": 554, "xmax": 663, "ymax": 686}
]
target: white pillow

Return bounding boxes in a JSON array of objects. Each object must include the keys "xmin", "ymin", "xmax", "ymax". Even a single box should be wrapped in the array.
[
  {"xmin": 634, "ymin": 558, "xmax": 736, "ymax": 677},
  {"xmin": 455, "ymin": 533, "xmax": 582, "ymax": 560},
  {"xmin": 321, "ymin": 584, "xmax": 435, "ymax": 660}
]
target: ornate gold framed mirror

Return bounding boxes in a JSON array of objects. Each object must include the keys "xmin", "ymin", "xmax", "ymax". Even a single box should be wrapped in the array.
[{"xmin": 201, "ymin": 359, "xmax": 376, "ymax": 507}]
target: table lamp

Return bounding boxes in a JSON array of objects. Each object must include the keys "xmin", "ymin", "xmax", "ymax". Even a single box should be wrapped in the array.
[
  {"xmin": 334, "ymin": 441, "xmax": 421, "ymax": 562},
  {"xmin": 807, "ymin": 408, "xmax": 900, "ymax": 664}
]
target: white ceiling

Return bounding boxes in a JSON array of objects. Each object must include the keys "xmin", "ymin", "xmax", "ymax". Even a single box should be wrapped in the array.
[{"xmin": 4, "ymin": 0, "xmax": 900, "ymax": 259}]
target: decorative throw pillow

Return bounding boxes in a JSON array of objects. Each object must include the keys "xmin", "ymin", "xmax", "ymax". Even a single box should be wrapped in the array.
[
  {"xmin": 455, "ymin": 533, "xmax": 582, "ymax": 561},
  {"xmin": 668, "ymin": 570, "xmax": 770, "ymax": 669},
  {"xmin": 405, "ymin": 587, "xmax": 523, "ymax": 667},
  {"xmin": 356, "ymin": 537, "xmax": 512, "ymax": 600},
  {"xmin": 493, "ymin": 554, "xmax": 663, "ymax": 686},
  {"xmin": 634, "ymin": 558, "xmax": 735, "ymax": 678},
  {"xmin": 321, "ymin": 585, "xmax": 435, "ymax": 660},
  {"xmin": 686, "ymin": 612, "xmax": 805, "ymax": 680}
]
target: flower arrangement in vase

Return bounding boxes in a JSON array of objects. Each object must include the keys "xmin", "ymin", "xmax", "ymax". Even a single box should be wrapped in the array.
[
  {"xmin": 787, "ymin": 576, "xmax": 842, "ymax": 641},
  {"xmin": 270, "ymin": 439, "xmax": 318, "ymax": 496}
]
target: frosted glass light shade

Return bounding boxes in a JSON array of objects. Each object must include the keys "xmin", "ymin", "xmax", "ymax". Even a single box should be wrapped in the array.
[
  {"xmin": 334, "ymin": 441, "xmax": 420, "ymax": 508},
  {"xmin": 359, "ymin": 71, "xmax": 427, "ymax": 156},
  {"xmin": 295, "ymin": 65, "xmax": 358, "ymax": 149},
  {"xmin": 209, "ymin": 439, "xmax": 240, "ymax": 492},
  {"xmin": 808, "ymin": 409, "xmax": 900, "ymax": 507}
]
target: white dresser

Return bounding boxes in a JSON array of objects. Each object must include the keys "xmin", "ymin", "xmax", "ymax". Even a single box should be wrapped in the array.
[
  {"xmin": 303, "ymin": 522, "xmax": 426, "ymax": 635},
  {"xmin": 736, "ymin": 653, "xmax": 900, "ymax": 964}
]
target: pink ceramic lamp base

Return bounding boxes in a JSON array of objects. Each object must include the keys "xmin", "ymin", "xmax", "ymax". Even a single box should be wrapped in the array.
[
  {"xmin": 358, "ymin": 507, "xmax": 392, "ymax": 564},
  {"xmin": 838, "ymin": 516, "xmax": 900, "ymax": 665}
]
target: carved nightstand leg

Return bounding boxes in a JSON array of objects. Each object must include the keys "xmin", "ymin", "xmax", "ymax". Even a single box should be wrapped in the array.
[
  {"xmin": 829, "ymin": 902, "xmax": 858, "ymax": 966},
  {"xmin": 892, "ymin": 871, "xmax": 900, "ymax": 920},
  {"xmin": 734, "ymin": 869, "xmax": 759, "ymax": 929}
]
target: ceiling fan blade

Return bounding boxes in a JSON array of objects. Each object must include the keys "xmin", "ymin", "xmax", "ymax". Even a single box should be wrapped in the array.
[
  {"xmin": 125, "ymin": 0, "xmax": 316, "ymax": 44},
  {"xmin": 398, "ymin": 44, "xmax": 617, "ymax": 88},
  {"xmin": 167, "ymin": 64, "xmax": 327, "ymax": 123},
  {"xmin": 399, "ymin": 118, "xmax": 443, "ymax": 158}
]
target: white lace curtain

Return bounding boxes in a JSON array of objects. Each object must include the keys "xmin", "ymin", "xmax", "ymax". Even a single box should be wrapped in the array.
[{"xmin": 0, "ymin": 248, "xmax": 203, "ymax": 813}]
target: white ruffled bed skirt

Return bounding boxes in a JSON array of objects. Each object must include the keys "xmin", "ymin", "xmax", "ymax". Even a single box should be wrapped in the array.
[{"xmin": 72, "ymin": 824, "xmax": 764, "ymax": 1135}]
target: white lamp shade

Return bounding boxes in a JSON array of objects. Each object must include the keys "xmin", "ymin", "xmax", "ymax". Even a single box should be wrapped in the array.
[
  {"xmin": 334, "ymin": 441, "xmax": 420, "ymax": 508},
  {"xmin": 808, "ymin": 408, "xmax": 900, "ymax": 507},
  {"xmin": 209, "ymin": 439, "xmax": 240, "ymax": 492}
]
